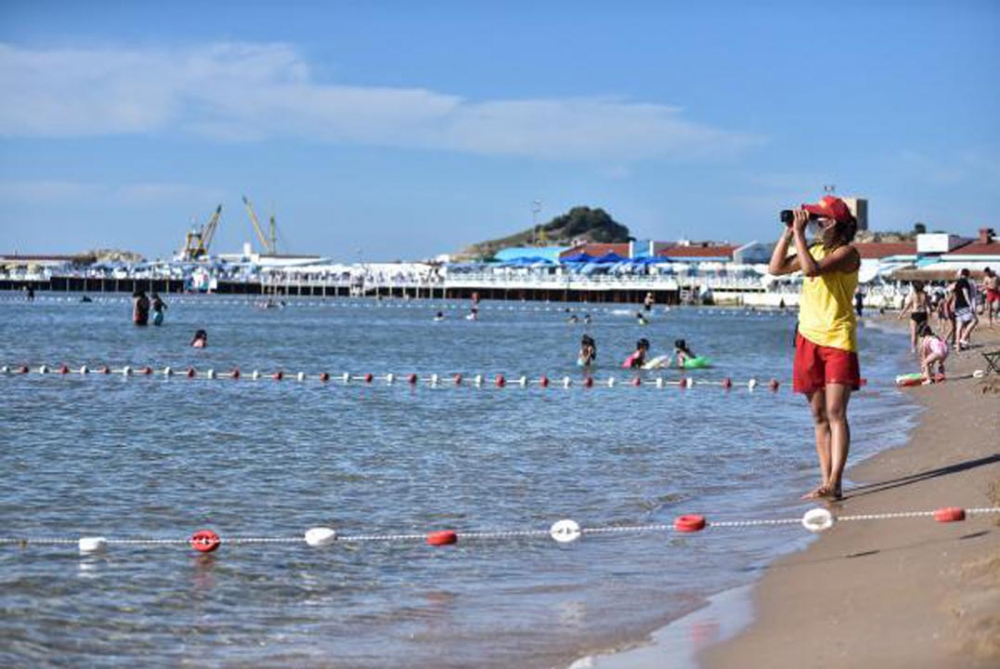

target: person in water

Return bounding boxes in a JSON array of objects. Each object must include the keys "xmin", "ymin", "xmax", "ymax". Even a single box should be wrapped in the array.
[
  {"xmin": 673, "ymin": 339, "xmax": 696, "ymax": 367},
  {"xmin": 433, "ymin": 311, "xmax": 445, "ymax": 321},
  {"xmin": 623, "ymin": 338, "xmax": 650, "ymax": 369},
  {"xmin": 579, "ymin": 334, "xmax": 597, "ymax": 367},
  {"xmin": 643, "ymin": 292, "xmax": 655, "ymax": 312},
  {"xmin": 190, "ymin": 329, "xmax": 208, "ymax": 348},
  {"xmin": 151, "ymin": 292, "xmax": 168, "ymax": 326},
  {"xmin": 768, "ymin": 195, "xmax": 861, "ymax": 502},
  {"xmin": 916, "ymin": 322, "xmax": 948, "ymax": 384},
  {"xmin": 566, "ymin": 314, "xmax": 579, "ymax": 324},
  {"xmin": 636, "ymin": 312, "xmax": 648, "ymax": 326},
  {"xmin": 132, "ymin": 289, "xmax": 150, "ymax": 326}
]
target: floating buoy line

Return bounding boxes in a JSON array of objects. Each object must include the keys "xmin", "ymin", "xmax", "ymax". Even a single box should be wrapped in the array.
[{"xmin": 1, "ymin": 506, "xmax": 993, "ymax": 556}]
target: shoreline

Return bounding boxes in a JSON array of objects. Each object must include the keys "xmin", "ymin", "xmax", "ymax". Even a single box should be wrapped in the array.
[
  {"xmin": 700, "ymin": 320, "xmax": 1000, "ymax": 668},
  {"xmin": 576, "ymin": 317, "xmax": 999, "ymax": 669}
]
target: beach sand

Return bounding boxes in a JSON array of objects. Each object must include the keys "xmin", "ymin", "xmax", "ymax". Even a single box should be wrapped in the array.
[{"xmin": 699, "ymin": 323, "xmax": 1000, "ymax": 668}]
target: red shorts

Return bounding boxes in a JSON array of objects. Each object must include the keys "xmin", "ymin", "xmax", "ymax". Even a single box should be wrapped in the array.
[
  {"xmin": 793, "ymin": 333, "xmax": 861, "ymax": 394},
  {"xmin": 987, "ymin": 288, "xmax": 1000, "ymax": 304}
]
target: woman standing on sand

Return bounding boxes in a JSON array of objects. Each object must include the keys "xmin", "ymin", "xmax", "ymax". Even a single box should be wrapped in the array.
[
  {"xmin": 898, "ymin": 281, "xmax": 930, "ymax": 352},
  {"xmin": 769, "ymin": 196, "xmax": 861, "ymax": 501}
]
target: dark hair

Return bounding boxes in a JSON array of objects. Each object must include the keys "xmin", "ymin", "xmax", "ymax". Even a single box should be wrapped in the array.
[
  {"xmin": 916, "ymin": 322, "xmax": 935, "ymax": 339},
  {"xmin": 637, "ymin": 338, "xmax": 650, "ymax": 350}
]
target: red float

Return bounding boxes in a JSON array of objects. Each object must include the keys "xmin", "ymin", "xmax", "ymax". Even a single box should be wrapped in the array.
[
  {"xmin": 408, "ymin": 373, "xmax": 418, "ymax": 385},
  {"xmin": 17, "ymin": 365, "xmax": 29, "ymax": 374},
  {"xmin": 631, "ymin": 377, "xmax": 642, "ymax": 387},
  {"xmin": 722, "ymin": 377, "xmax": 733, "ymax": 389},
  {"xmin": 539, "ymin": 375, "xmax": 549, "ymax": 388},
  {"xmin": 190, "ymin": 529, "xmax": 221, "ymax": 553},
  {"xmin": 495, "ymin": 374, "xmax": 506, "ymax": 388},
  {"xmin": 933, "ymin": 507, "xmax": 966, "ymax": 523},
  {"xmin": 453, "ymin": 373, "xmax": 463, "ymax": 385},
  {"xmin": 364, "ymin": 373, "xmax": 374, "ymax": 383},
  {"xmin": 231, "ymin": 368, "xmax": 241, "ymax": 379},
  {"xmin": 186, "ymin": 368, "xmax": 196, "ymax": 378},
  {"xmin": 273, "ymin": 371, "xmax": 283, "ymax": 381},
  {"xmin": 98, "ymin": 366, "xmax": 110, "ymax": 375},
  {"xmin": 59, "ymin": 365, "xmax": 69, "ymax": 374},
  {"xmin": 319, "ymin": 372, "xmax": 329, "ymax": 382},
  {"xmin": 584, "ymin": 376, "xmax": 594, "ymax": 388},
  {"xmin": 769, "ymin": 379, "xmax": 780, "ymax": 391},
  {"xmin": 141, "ymin": 366, "xmax": 153, "ymax": 376},
  {"xmin": 674, "ymin": 514, "xmax": 706, "ymax": 533},
  {"xmin": 427, "ymin": 530, "xmax": 458, "ymax": 546}
]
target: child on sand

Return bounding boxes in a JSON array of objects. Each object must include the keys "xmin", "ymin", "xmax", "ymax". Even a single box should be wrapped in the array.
[{"xmin": 917, "ymin": 323, "xmax": 948, "ymax": 384}]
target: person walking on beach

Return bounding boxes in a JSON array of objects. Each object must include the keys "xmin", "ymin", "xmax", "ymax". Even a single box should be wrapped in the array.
[
  {"xmin": 983, "ymin": 267, "xmax": 999, "ymax": 327},
  {"xmin": 151, "ymin": 292, "xmax": 167, "ymax": 326},
  {"xmin": 952, "ymin": 269, "xmax": 976, "ymax": 350},
  {"xmin": 132, "ymin": 289, "xmax": 150, "ymax": 326},
  {"xmin": 768, "ymin": 196, "xmax": 861, "ymax": 501},
  {"xmin": 898, "ymin": 281, "xmax": 930, "ymax": 353}
]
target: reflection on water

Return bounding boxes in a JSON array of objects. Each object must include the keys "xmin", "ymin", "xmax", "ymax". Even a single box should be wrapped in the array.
[{"xmin": 0, "ymin": 296, "xmax": 914, "ymax": 668}]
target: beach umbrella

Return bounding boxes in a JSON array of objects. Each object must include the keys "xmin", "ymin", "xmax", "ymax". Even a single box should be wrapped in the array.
[
  {"xmin": 593, "ymin": 252, "xmax": 627, "ymax": 264},
  {"xmin": 561, "ymin": 252, "xmax": 594, "ymax": 263}
]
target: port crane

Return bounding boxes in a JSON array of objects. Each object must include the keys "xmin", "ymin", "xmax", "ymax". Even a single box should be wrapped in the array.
[
  {"xmin": 241, "ymin": 195, "xmax": 278, "ymax": 255},
  {"xmin": 178, "ymin": 204, "xmax": 223, "ymax": 261}
]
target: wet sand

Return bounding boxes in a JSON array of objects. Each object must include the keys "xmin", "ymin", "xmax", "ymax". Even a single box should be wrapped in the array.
[{"xmin": 700, "ymin": 323, "xmax": 1000, "ymax": 668}]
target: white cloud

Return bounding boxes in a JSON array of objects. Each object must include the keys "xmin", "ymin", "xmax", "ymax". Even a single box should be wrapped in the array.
[{"xmin": 0, "ymin": 42, "xmax": 761, "ymax": 161}]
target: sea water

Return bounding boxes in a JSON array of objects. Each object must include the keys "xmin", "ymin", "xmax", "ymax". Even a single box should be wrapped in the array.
[{"xmin": 0, "ymin": 295, "xmax": 917, "ymax": 668}]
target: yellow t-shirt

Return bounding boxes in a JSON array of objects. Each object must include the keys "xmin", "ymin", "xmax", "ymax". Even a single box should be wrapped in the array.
[{"xmin": 798, "ymin": 244, "xmax": 858, "ymax": 352}]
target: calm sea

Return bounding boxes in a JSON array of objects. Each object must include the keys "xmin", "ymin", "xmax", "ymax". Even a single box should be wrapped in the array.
[{"xmin": 0, "ymin": 294, "xmax": 916, "ymax": 668}]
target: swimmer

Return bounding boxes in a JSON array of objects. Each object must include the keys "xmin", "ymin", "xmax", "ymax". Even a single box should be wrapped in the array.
[
  {"xmin": 917, "ymin": 322, "xmax": 948, "ymax": 383},
  {"xmin": 636, "ymin": 312, "xmax": 648, "ymax": 326},
  {"xmin": 643, "ymin": 291, "xmax": 655, "ymax": 312},
  {"xmin": 151, "ymin": 292, "xmax": 167, "ymax": 326},
  {"xmin": 583, "ymin": 313, "xmax": 592, "ymax": 324},
  {"xmin": 674, "ymin": 339, "xmax": 696, "ymax": 367},
  {"xmin": 566, "ymin": 314, "xmax": 579, "ymax": 324},
  {"xmin": 622, "ymin": 338, "xmax": 650, "ymax": 369},
  {"xmin": 80, "ymin": 296, "xmax": 92, "ymax": 303},
  {"xmin": 578, "ymin": 334, "xmax": 597, "ymax": 368},
  {"xmin": 466, "ymin": 306, "xmax": 479, "ymax": 321},
  {"xmin": 132, "ymin": 289, "xmax": 150, "ymax": 326},
  {"xmin": 190, "ymin": 329, "xmax": 208, "ymax": 348},
  {"xmin": 434, "ymin": 311, "xmax": 445, "ymax": 321}
]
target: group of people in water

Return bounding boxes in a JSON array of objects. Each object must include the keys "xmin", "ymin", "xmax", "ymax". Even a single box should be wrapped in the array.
[
  {"xmin": 576, "ymin": 335, "xmax": 699, "ymax": 370},
  {"xmin": 132, "ymin": 289, "xmax": 207, "ymax": 347}
]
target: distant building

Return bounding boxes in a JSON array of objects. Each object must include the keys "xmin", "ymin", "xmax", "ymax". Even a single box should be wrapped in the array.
[
  {"xmin": 656, "ymin": 243, "xmax": 736, "ymax": 263},
  {"xmin": 559, "ymin": 243, "xmax": 631, "ymax": 260},
  {"xmin": 840, "ymin": 196, "xmax": 869, "ymax": 231}
]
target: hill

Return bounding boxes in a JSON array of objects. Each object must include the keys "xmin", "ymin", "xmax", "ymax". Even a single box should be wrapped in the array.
[{"xmin": 457, "ymin": 206, "xmax": 631, "ymax": 260}]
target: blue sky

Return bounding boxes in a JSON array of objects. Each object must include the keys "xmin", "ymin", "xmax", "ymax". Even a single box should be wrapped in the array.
[{"xmin": 1, "ymin": 1, "xmax": 997, "ymax": 261}]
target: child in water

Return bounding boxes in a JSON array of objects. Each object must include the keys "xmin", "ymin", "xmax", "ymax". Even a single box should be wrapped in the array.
[
  {"xmin": 433, "ymin": 311, "xmax": 445, "ymax": 321},
  {"xmin": 674, "ymin": 339, "xmax": 696, "ymax": 367},
  {"xmin": 578, "ymin": 335, "xmax": 597, "ymax": 368},
  {"xmin": 636, "ymin": 312, "xmax": 648, "ymax": 326},
  {"xmin": 151, "ymin": 293, "xmax": 167, "ymax": 326},
  {"xmin": 917, "ymin": 323, "xmax": 948, "ymax": 384},
  {"xmin": 190, "ymin": 329, "xmax": 208, "ymax": 348},
  {"xmin": 622, "ymin": 338, "xmax": 650, "ymax": 369}
]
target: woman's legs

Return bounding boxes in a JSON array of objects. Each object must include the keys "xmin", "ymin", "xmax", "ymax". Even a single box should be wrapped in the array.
[
  {"xmin": 909, "ymin": 319, "xmax": 918, "ymax": 352},
  {"xmin": 802, "ymin": 390, "xmax": 832, "ymax": 498},
  {"xmin": 824, "ymin": 384, "xmax": 852, "ymax": 498}
]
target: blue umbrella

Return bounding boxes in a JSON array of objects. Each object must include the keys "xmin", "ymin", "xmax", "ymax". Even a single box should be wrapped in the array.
[
  {"xmin": 593, "ymin": 252, "xmax": 627, "ymax": 264},
  {"xmin": 561, "ymin": 252, "xmax": 594, "ymax": 263}
]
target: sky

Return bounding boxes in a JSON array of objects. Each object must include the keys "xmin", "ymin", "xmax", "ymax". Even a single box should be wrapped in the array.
[{"xmin": 0, "ymin": 0, "xmax": 998, "ymax": 261}]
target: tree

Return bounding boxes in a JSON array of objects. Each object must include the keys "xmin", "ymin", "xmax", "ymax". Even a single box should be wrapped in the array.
[{"xmin": 543, "ymin": 206, "xmax": 631, "ymax": 243}]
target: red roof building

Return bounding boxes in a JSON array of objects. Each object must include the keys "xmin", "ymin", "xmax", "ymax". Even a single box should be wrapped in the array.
[
  {"xmin": 655, "ymin": 244, "xmax": 737, "ymax": 261},
  {"xmin": 853, "ymin": 242, "xmax": 917, "ymax": 259},
  {"xmin": 559, "ymin": 243, "xmax": 631, "ymax": 259}
]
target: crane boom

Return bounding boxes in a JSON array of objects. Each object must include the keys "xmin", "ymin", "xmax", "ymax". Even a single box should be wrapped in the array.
[
  {"xmin": 242, "ymin": 195, "xmax": 275, "ymax": 255},
  {"xmin": 201, "ymin": 205, "xmax": 223, "ymax": 250},
  {"xmin": 178, "ymin": 204, "xmax": 223, "ymax": 261}
]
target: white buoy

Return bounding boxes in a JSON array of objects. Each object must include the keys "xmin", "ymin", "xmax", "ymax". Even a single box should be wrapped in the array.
[
  {"xmin": 684, "ymin": 377, "xmax": 694, "ymax": 389},
  {"xmin": 251, "ymin": 370, "xmax": 261, "ymax": 380},
  {"xmin": 39, "ymin": 365, "xmax": 49, "ymax": 374},
  {"xmin": 304, "ymin": 527, "xmax": 338, "ymax": 547},
  {"xmin": 747, "ymin": 378, "xmax": 758, "ymax": 391},
  {"xmin": 608, "ymin": 377, "xmax": 616, "ymax": 388},
  {"xmin": 386, "ymin": 373, "xmax": 395, "ymax": 385},
  {"xmin": 206, "ymin": 369, "xmax": 216, "ymax": 380},
  {"xmin": 163, "ymin": 367, "xmax": 172, "ymax": 376},
  {"xmin": 562, "ymin": 376, "xmax": 571, "ymax": 388},
  {"xmin": 79, "ymin": 537, "xmax": 108, "ymax": 555},
  {"xmin": 297, "ymin": 372, "xmax": 306, "ymax": 382},
  {"xmin": 0, "ymin": 366, "xmax": 8, "ymax": 374},
  {"xmin": 550, "ymin": 519, "xmax": 582, "ymax": 543},
  {"xmin": 518, "ymin": 376, "xmax": 527, "ymax": 387},
  {"xmin": 430, "ymin": 374, "xmax": 439, "ymax": 387},
  {"xmin": 79, "ymin": 366, "xmax": 89, "ymax": 375},
  {"xmin": 802, "ymin": 508, "xmax": 836, "ymax": 533},
  {"xmin": 342, "ymin": 372, "xmax": 350, "ymax": 384},
  {"xmin": 473, "ymin": 374, "xmax": 483, "ymax": 387},
  {"xmin": 655, "ymin": 378, "xmax": 664, "ymax": 388},
  {"xmin": 122, "ymin": 366, "xmax": 132, "ymax": 376}
]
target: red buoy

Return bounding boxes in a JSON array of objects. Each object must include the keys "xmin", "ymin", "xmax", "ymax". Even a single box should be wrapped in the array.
[
  {"xmin": 674, "ymin": 514, "xmax": 706, "ymax": 533},
  {"xmin": 59, "ymin": 364, "xmax": 69, "ymax": 374},
  {"xmin": 427, "ymin": 530, "xmax": 458, "ymax": 546},
  {"xmin": 539, "ymin": 375, "xmax": 549, "ymax": 388},
  {"xmin": 273, "ymin": 371, "xmax": 283, "ymax": 381},
  {"xmin": 631, "ymin": 377, "xmax": 642, "ymax": 387},
  {"xmin": 495, "ymin": 374, "xmax": 506, "ymax": 388},
  {"xmin": 408, "ymin": 373, "xmax": 418, "ymax": 385},
  {"xmin": 859, "ymin": 378, "xmax": 868, "ymax": 387},
  {"xmin": 186, "ymin": 367, "xmax": 196, "ymax": 378},
  {"xmin": 933, "ymin": 507, "xmax": 966, "ymax": 523},
  {"xmin": 17, "ymin": 365, "xmax": 28, "ymax": 374},
  {"xmin": 319, "ymin": 372, "xmax": 329, "ymax": 382},
  {"xmin": 231, "ymin": 368, "xmax": 241, "ymax": 379},
  {"xmin": 722, "ymin": 377, "xmax": 733, "ymax": 389},
  {"xmin": 453, "ymin": 373, "xmax": 463, "ymax": 385},
  {"xmin": 141, "ymin": 366, "xmax": 153, "ymax": 376},
  {"xmin": 190, "ymin": 529, "xmax": 221, "ymax": 553},
  {"xmin": 364, "ymin": 373, "xmax": 374, "ymax": 383},
  {"xmin": 769, "ymin": 379, "xmax": 780, "ymax": 391}
]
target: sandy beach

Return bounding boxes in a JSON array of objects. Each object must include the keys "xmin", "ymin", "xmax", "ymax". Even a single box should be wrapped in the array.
[{"xmin": 698, "ymin": 321, "xmax": 1000, "ymax": 668}]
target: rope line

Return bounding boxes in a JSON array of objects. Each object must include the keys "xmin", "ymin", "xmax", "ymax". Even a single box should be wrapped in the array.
[{"xmin": 2, "ymin": 507, "xmax": 995, "ymax": 555}]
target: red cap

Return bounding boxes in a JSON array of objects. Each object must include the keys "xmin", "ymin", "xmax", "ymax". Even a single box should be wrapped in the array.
[{"xmin": 802, "ymin": 196, "xmax": 852, "ymax": 223}]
